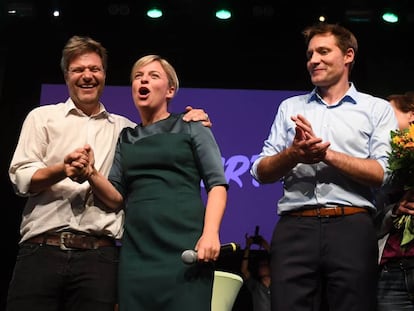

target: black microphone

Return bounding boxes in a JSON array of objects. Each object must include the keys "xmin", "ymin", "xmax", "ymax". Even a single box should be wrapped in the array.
[{"xmin": 181, "ymin": 242, "xmax": 240, "ymax": 264}]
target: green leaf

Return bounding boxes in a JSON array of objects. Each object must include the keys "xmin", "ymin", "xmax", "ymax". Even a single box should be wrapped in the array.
[{"xmin": 401, "ymin": 216, "xmax": 414, "ymax": 247}]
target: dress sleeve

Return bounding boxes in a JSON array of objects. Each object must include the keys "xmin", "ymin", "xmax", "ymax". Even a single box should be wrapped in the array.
[
  {"xmin": 108, "ymin": 128, "xmax": 129, "ymax": 198},
  {"xmin": 190, "ymin": 121, "xmax": 229, "ymax": 192}
]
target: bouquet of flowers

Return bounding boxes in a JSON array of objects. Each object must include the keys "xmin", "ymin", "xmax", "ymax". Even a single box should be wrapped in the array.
[{"xmin": 388, "ymin": 123, "xmax": 414, "ymax": 247}]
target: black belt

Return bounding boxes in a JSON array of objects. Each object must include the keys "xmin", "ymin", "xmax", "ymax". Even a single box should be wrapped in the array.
[
  {"xmin": 287, "ymin": 206, "xmax": 368, "ymax": 217},
  {"xmin": 26, "ymin": 232, "xmax": 116, "ymax": 250}
]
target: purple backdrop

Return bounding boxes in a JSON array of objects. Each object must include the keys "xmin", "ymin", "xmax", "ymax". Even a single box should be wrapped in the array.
[{"xmin": 41, "ymin": 84, "xmax": 305, "ymax": 246}]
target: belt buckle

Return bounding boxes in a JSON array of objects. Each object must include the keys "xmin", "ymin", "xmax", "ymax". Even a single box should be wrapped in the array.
[
  {"xmin": 322, "ymin": 204, "xmax": 340, "ymax": 218},
  {"xmin": 317, "ymin": 207, "xmax": 329, "ymax": 218},
  {"xmin": 60, "ymin": 232, "xmax": 75, "ymax": 250},
  {"xmin": 316, "ymin": 208, "xmax": 322, "ymax": 217}
]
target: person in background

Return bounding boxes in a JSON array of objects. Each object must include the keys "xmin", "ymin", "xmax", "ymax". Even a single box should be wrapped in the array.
[
  {"xmin": 81, "ymin": 54, "xmax": 228, "ymax": 311},
  {"xmin": 7, "ymin": 36, "xmax": 211, "ymax": 311},
  {"xmin": 240, "ymin": 233, "xmax": 271, "ymax": 311},
  {"xmin": 250, "ymin": 22, "xmax": 398, "ymax": 311},
  {"xmin": 376, "ymin": 92, "xmax": 414, "ymax": 310}
]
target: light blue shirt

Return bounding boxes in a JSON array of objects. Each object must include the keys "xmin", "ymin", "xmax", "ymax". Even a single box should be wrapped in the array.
[{"xmin": 250, "ymin": 83, "xmax": 398, "ymax": 214}]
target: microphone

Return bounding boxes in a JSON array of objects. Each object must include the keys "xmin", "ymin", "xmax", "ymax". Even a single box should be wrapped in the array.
[{"xmin": 181, "ymin": 242, "xmax": 240, "ymax": 265}]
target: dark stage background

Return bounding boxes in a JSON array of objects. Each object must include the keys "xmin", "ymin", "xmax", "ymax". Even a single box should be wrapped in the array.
[{"xmin": 2, "ymin": 0, "xmax": 414, "ymax": 310}]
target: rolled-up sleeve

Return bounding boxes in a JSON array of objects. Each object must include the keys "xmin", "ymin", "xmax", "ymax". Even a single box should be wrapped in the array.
[{"xmin": 9, "ymin": 109, "xmax": 48, "ymax": 196}]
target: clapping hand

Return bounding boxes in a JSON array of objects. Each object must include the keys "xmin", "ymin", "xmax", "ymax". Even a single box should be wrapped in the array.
[{"xmin": 291, "ymin": 114, "xmax": 330, "ymax": 164}]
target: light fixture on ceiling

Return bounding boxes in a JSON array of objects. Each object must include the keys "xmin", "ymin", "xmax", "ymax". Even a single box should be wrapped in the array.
[
  {"xmin": 147, "ymin": 7, "xmax": 162, "ymax": 19},
  {"xmin": 215, "ymin": 1, "xmax": 232, "ymax": 20},
  {"xmin": 345, "ymin": 9, "xmax": 373, "ymax": 23},
  {"xmin": 7, "ymin": 2, "xmax": 35, "ymax": 17},
  {"xmin": 215, "ymin": 8, "xmax": 232, "ymax": 20},
  {"xmin": 382, "ymin": 10, "xmax": 399, "ymax": 23}
]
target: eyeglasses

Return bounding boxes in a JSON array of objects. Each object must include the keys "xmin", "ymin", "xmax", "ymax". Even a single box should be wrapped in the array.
[{"xmin": 67, "ymin": 66, "xmax": 104, "ymax": 75}]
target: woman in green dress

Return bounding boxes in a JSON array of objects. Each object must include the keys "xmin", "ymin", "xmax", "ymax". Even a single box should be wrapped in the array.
[{"xmin": 84, "ymin": 54, "xmax": 228, "ymax": 310}]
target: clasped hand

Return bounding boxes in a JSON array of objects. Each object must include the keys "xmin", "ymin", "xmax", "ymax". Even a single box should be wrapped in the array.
[
  {"xmin": 63, "ymin": 144, "xmax": 95, "ymax": 183},
  {"xmin": 291, "ymin": 114, "xmax": 330, "ymax": 164}
]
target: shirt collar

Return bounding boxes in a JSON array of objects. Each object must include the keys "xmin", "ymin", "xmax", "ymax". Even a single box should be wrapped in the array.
[
  {"xmin": 64, "ymin": 98, "xmax": 113, "ymax": 122},
  {"xmin": 307, "ymin": 82, "xmax": 358, "ymax": 107}
]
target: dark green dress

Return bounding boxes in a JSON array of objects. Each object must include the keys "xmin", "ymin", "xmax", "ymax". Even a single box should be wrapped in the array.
[{"xmin": 108, "ymin": 113, "xmax": 228, "ymax": 311}]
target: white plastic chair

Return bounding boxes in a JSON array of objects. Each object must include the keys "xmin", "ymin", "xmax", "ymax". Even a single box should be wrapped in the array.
[{"xmin": 211, "ymin": 270, "xmax": 244, "ymax": 311}]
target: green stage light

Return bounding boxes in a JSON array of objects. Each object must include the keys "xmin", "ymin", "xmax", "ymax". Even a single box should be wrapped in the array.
[
  {"xmin": 382, "ymin": 11, "xmax": 398, "ymax": 23},
  {"xmin": 215, "ymin": 9, "xmax": 232, "ymax": 20},
  {"xmin": 147, "ymin": 7, "xmax": 163, "ymax": 19}
]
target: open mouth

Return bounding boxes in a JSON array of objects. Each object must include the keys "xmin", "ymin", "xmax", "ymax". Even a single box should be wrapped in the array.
[{"xmin": 139, "ymin": 87, "xmax": 150, "ymax": 95}]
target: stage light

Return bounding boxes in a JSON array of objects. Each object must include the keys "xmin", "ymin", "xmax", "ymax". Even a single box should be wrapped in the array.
[
  {"xmin": 345, "ymin": 10, "xmax": 373, "ymax": 23},
  {"xmin": 7, "ymin": 2, "xmax": 34, "ymax": 17},
  {"xmin": 147, "ymin": 7, "xmax": 163, "ymax": 19},
  {"xmin": 382, "ymin": 10, "xmax": 399, "ymax": 23},
  {"xmin": 319, "ymin": 15, "xmax": 327, "ymax": 22},
  {"xmin": 215, "ymin": 8, "xmax": 232, "ymax": 20}
]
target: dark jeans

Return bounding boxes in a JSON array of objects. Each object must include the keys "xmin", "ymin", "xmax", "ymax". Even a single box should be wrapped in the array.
[
  {"xmin": 377, "ymin": 265, "xmax": 414, "ymax": 311},
  {"xmin": 6, "ymin": 242, "xmax": 119, "ymax": 311}
]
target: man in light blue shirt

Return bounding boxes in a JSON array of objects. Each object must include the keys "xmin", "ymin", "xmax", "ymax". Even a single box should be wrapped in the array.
[{"xmin": 250, "ymin": 23, "xmax": 398, "ymax": 311}]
